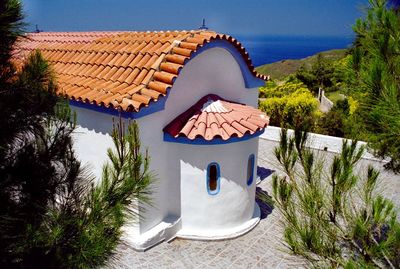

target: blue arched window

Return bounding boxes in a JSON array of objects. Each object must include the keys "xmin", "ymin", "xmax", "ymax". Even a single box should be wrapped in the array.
[
  {"xmin": 207, "ymin": 162, "xmax": 220, "ymax": 195},
  {"xmin": 247, "ymin": 154, "xmax": 255, "ymax": 186}
]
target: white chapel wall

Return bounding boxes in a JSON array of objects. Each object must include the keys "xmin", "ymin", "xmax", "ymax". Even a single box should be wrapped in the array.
[{"xmin": 70, "ymin": 44, "xmax": 261, "ymax": 236}]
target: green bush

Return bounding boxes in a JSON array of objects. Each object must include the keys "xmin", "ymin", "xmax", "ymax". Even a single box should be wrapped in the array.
[
  {"xmin": 316, "ymin": 109, "xmax": 346, "ymax": 137},
  {"xmin": 316, "ymin": 98, "xmax": 352, "ymax": 137},
  {"xmin": 259, "ymin": 81, "xmax": 319, "ymax": 129}
]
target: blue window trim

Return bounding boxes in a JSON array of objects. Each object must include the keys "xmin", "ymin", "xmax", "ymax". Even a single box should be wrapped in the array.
[
  {"xmin": 247, "ymin": 154, "xmax": 255, "ymax": 186},
  {"xmin": 68, "ymin": 39, "xmax": 264, "ymax": 120},
  {"xmin": 207, "ymin": 162, "xmax": 221, "ymax": 195},
  {"xmin": 163, "ymin": 129, "xmax": 264, "ymax": 145}
]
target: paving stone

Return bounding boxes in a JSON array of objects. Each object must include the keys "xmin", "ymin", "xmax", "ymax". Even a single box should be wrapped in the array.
[
  {"xmin": 253, "ymin": 255, "xmax": 282, "ymax": 269},
  {"xmin": 232, "ymin": 255, "xmax": 259, "ymax": 269},
  {"xmin": 106, "ymin": 141, "xmax": 400, "ymax": 269},
  {"xmin": 277, "ymin": 260, "xmax": 308, "ymax": 269},
  {"xmin": 144, "ymin": 255, "xmax": 176, "ymax": 268},
  {"xmin": 207, "ymin": 258, "xmax": 233, "ymax": 268},
  {"xmin": 204, "ymin": 240, "xmax": 231, "ymax": 256},
  {"xmin": 209, "ymin": 246, "xmax": 241, "ymax": 265}
]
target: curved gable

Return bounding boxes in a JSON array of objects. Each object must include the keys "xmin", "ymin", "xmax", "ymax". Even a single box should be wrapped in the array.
[
  {"xmin": 187, "ymin": 39, "xmax": 265, "ymax": 89},
  {"xmin": 13, "ymin": 30, "xmax": 267, "ymax": 117}
]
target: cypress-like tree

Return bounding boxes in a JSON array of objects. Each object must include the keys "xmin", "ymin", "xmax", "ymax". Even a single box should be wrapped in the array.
[
  {"xmin": 0, "ymin": 1, "xmax": 153, "ymax": 268},
  {"xmin": 295, "ymin": 53, "xmax": 336, "ymax": 94}
]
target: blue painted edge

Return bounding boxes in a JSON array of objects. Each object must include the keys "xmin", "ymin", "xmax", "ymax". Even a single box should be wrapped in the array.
[
  {"xmin": 163, "ymin": 129, "xmax": 264, "ymax": 145},
  {"xmin": 188, "ymin": 39, "xmax": 265, "ymax": 88},
  {"xmin": 69, "ymin": 91, "xmax": 169, "ymax": 119},
  {"xmin": 247, "ymin": 154, "xmax": 255, "ymax": 186},
  {"xmin": 207, "ymin": 162, "xmax": 221, "ymax": 195}
]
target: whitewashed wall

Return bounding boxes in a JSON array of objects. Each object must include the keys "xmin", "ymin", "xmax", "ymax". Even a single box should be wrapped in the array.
[
  {"xmin": 71, "ymin": 45, "xmax": 260, "ymax": 241},
  {"xmin": 176, "ymin": 138, "xmax": 259, "ymax": 238}
]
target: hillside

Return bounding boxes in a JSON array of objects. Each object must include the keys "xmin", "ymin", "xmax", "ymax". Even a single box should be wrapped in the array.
[{"xmin": 256, "ymin": 49, "xmax": 347, "ymax": 80}]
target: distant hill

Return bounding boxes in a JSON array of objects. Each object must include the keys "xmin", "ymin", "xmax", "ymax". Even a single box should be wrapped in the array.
[{"xmin": 255, "ymin": 49, "xmax": 347, "ymax": 80}]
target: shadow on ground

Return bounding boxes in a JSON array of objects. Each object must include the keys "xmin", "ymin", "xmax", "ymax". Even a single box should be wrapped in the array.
[
  {"xmin": 257, "ymin": 166, "xmax": 275, "ymax": 182},
  {"xmin": 256, "ymin": 187, "xmax": 274, "ymax": 220}
]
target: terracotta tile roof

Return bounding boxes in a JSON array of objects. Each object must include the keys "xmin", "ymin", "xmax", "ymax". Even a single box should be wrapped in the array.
[
  {"xmin": 163, "ymin": 94, "xmax": 269, "ymax": 141},
  {"xmin": 13, "ymin": 31, "xmax": 268, "ymax": 113}
]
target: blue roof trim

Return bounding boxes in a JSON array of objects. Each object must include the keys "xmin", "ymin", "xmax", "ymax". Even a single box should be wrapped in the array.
[
  {"xmin": 163, "ymin": 129, "xmax": 264, "ymax": 145},
  {"xmin": 69, "ymin": 91, "xmax": 169, "ymax": 119},
  {"xmin": 187, "ymin": 39, "xmax": 265, "ymax": 88}
]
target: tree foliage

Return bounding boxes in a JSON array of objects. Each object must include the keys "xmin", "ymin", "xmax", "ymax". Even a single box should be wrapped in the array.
[
  {"xmin": 316, "ymin": 99, "xmax": 355, "ymax": 138},
  {"xmin": 0, "ymin": 1, "xmax": 153, "ymax": 268},
  {"xmin": 272, "ymin": 128, "xmax": 400, "ymax": 268},
  {"xmin": 0, "ymin": 0, "xmax": 24, "ymax": 86},
  {"xmin": 24, "ymin": 119, "xmax": 153, "ymax": 269},
  {"xmin": 296, "ymin": 54, "xmax": 338, "ymax": 94},
  {"xmin": 351, "ymin": 0, "xmax": 400, "ymax": 172},
  {"xmin": 259, "ymin": 81, "xmax": 319, "ymax": 129}
]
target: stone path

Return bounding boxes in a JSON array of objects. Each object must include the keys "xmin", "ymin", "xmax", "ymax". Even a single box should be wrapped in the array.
[
  {"xmin": 108, "ymin": 138, "xmax": 400, "ymax": 269},
  {"xmin": 109, "ymin": 192, "xmax": 306, "ymax": 269}
]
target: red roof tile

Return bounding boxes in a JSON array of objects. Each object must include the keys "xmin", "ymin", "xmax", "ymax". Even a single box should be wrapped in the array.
[
  {"xmin": 163, "ymin": 94, "xmax": 269, "ymax": 141},
  {"xmin": 12, "ymin": 31, "xmax": 268, "ymax": 113}
]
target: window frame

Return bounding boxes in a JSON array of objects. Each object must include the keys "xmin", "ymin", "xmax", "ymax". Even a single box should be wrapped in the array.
[
  {"xmin": 206, "ymin": 162, "xmax": 221, "ymax": 195},
  {"xmin": 247, "ymin": 154, "xmax": 255, "ymax": 186}
]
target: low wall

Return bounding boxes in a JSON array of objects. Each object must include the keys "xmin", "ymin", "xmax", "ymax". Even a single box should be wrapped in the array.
[{"xmin": 260, "ymin": 126, "xmax": 384, "ymax": 162}]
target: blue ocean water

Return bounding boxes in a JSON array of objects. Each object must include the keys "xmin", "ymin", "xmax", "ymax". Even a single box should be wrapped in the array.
[{"xmin": 234, "ymin": 35, "xmax": 354, "ymax": 67}]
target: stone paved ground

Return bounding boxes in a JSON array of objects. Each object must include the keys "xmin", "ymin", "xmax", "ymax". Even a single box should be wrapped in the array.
[{"xmin": 108, "ymin": 139, "xmax": 400, "ymax": 269}]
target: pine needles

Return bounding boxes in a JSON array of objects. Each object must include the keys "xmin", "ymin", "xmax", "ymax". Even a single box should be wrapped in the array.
[
  {"xmin": 272, "ymin": 128, "xmax": 400, "ymax": 268},
  {"xmin": 352, "ymin": 0, "xmax": 400, "ymax": 173},
  {"xmin": 0, "ymin": 1, "xmax": 153, "ymax": 267}
]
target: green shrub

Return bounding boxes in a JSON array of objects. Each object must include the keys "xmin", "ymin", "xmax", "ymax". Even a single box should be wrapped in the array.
[
  {"xmin": 259, "ymin": 81, "xmax": 319, "ymax": 129},
  {"xmin": 316, "ymin": 98, "xmax": 357, "ymax": 138},
  {"xmin": 316, "ymin": 109, "xmax": 346, "ymax": 137}
]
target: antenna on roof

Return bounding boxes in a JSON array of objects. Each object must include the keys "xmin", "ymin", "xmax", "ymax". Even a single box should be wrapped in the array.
[
  {"xmin": 198, "ymin": 19, "xmax": 208, "ymax": 30},
  {"xmin": 35, "ymin": 24, "xmax": 41, "ymax": 33}
]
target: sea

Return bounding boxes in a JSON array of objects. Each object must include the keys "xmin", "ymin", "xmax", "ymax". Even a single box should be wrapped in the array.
[{"xmin": 233, "ymin": 35, "xmax": 354, "ymax": 67}]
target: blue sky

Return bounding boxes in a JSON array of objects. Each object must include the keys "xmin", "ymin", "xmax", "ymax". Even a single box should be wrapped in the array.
[{"xmin": 23, "ymin": 0, "xmax": 367, "ymax": 36}]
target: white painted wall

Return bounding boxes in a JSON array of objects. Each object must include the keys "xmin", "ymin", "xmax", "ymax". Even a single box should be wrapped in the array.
[
  {"xmin": 176, "ymin": 138, "xmax": 259, "ymax": 236},
  {"xmin": 134, "ymin": 46, "xmax": 260, "ymax": 235},
  {"xmin": 71, "ymin": 107, "xmax": 115, "ymax": 181},
  {"xmin": 164, "ymin": 47, "xmax": 259, "ymax": 118},
  {"xmin": 70, "ymin": 45, "xmax": 261, "ymax": 241}
]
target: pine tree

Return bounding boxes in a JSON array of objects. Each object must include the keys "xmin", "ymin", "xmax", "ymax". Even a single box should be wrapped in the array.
[
  {"xmin": 296, "ymin": 53, "xmax": 336, "ymax": 94},
  {"xmin": 352, "ymin": 0, "xmax": 400, "ymax": 173},
  {"xmin": 0, "ymin": 1, "xmax": 153, "ymax": 268},
  {"xmin": 271, "ymin": 128, "xmax": 400, "ymax": 268}
]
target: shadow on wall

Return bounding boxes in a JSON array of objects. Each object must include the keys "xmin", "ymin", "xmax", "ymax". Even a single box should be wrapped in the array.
[{"xmin": 255, "ymin": 187, "xmax": 274, "ymax": 220}]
